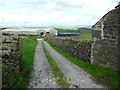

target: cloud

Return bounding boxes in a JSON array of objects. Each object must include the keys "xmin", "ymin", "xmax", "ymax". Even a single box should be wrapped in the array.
[{"xmin": 0, "ymin": 0, "xmax": 119, "ymax": 26}]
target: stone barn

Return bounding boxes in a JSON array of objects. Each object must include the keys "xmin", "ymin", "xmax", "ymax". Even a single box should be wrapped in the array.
[{"xmin": 91, "ymin": 5, "xmax": 120, "ymax": 71}]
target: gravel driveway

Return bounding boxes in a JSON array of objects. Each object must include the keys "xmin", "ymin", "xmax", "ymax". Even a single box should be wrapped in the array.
[
  {"xmin": 29, "ymin": 39, "xmax": 59, "ymax": 88},
  {"xmin": 43, "ymin": 41, "xmax": 105, "ymax": 88}
]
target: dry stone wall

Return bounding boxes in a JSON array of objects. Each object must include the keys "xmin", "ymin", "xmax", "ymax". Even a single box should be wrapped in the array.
[
  {"xmin": 45, "ymin": 37, "xmax": 92, "ymax": 62},
  {"xmin": 0, "ymin": 36, "xmax": 22, "ymax": 87},
  {"xmin": 91, "ymin": 5, "xmax": 120, "ymax": 71}
]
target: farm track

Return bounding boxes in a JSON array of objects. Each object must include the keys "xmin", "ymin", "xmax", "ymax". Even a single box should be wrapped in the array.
[
  {"xmin": 43, "ymin": 40, "xmax": 105, "ymax": 88},
  {"xmin": 30, "ymin": 39, "xmax": 105, "ymax": 88}
]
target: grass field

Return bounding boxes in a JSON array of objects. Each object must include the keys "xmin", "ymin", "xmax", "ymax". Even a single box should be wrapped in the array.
[
  {"xmin": 45, "ymin": 40, "xmax": 120, "ymax": 88},
  {"xmin": 43, "ymin": 43, "xmax": 69, "ymax": 88},
  {"xmin": 56, "ymin": 28, "xmax": 91, "ymax": 33},
  {"xmin": 72, "ymin": 34, "xmax": 92, "ymax": 40},
  {"xmin": 6, "ymin": 39, "xmax": 37, "ymax": 88}
]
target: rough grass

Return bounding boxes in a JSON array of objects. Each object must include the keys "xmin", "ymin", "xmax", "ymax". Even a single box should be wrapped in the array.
[
  {"xmin": 42, "ymin": 42, "xmax": 69, "ymax": 88},
  {"xmin": 72, "ymin": 34, "xmax": 92, "ymax": 40},
  {"xmin": 0, "ymin": 64, "xmax": 2, "ymax": 70},
  {"xmin": 6, "ymin": 39, "xmax": 37, "ymax": 88},
  {"xmin": 45, "ymin": 40, "xmax": 120, "ymax": 88}
]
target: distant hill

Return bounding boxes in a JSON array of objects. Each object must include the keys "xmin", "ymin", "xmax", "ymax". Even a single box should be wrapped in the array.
[
  {"xmin": 77, "ymin": 28, "xmax": 91, "ymax": 34},
  {"xmin": 53, "ymin": 25, "xmax": 92, "ymax": 30},
  {"xmin": 56, "ymin": 28, "xmax": 80, "ymax": 33},
  {"xmin": 0, "ymin": 27, "xmax": 21, "ymax": 30},
  {"xmin": 56, "ymin": 27, "xmax": 91, "ymax": 34},
  {"xmin": 22, "ymin": 25, "xmax": 92, "ymax": 30},
  {"xmin": 0, "ymin": 27, "xmax": 8, "ymax": 30}
]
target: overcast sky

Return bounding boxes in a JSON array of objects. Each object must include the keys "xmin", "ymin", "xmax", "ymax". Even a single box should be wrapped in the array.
[{"xmin": 0, "ymin": 0, "xmax": 119, "ymax": 27}]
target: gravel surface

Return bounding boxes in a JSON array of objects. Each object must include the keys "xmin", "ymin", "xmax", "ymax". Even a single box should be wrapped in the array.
[
  {"xmin": 29, "ymin": 39, "xmax": 59, "ymax": 88},
  {"xmin": 43, "ymin": 41, "xmax": 105, "ymax": 88}
]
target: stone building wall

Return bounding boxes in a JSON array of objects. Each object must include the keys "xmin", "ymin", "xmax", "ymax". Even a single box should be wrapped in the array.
[
  {"xmin": 91, "ymin": 5, "xmax": 120, "ymax": 71},
  {"xmin": 45, "ymin": 37, "xmax": 92, "ymax": 62},
  {"xmin": 0, "ymin": 36, "xmax": 22, "ymax": 87}
]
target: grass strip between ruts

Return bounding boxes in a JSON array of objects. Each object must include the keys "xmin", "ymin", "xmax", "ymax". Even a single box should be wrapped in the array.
[{"xmin": 42, "ymin": 42, "xmax": 69, "ymax": 88}]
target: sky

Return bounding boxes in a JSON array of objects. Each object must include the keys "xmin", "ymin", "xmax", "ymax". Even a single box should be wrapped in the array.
[{"xmin": 0, "ymin": 0, "xmax": 119, "ymax": 27}]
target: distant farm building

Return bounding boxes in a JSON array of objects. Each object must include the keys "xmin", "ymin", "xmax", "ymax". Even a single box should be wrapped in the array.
[
  {"xmin": 2, "ymin": 28, "xmax": 58, "ymax": 36},
  {"xmin": 57, "ymin": 33, "xmax": 80, "ymax": 37}
]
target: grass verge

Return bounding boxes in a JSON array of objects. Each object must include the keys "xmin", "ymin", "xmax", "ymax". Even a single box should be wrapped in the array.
[
  {"xmin": 45, "ymin": 40, "xmax": 120, "ymax": 88},
  {"xmin": 6, "ymin": 39, "xmax": 37, "ymax": 88},
  {"xmin": 42, "ymin": 42, "xmax": 69, "ymax": 88},
  {"xmin": 20, "ymin": 39, "xmax": 37, "ymax": 87}
]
